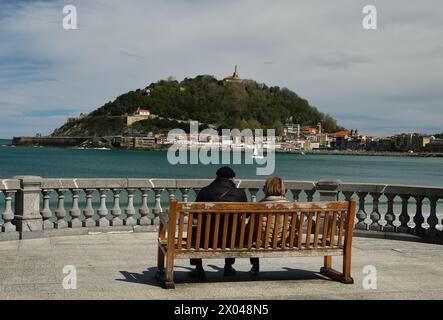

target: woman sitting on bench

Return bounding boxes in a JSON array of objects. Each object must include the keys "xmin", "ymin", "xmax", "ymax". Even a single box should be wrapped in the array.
[{"xmin": 249, "ymin": 176, "xmax": 289, "ymax": 275}]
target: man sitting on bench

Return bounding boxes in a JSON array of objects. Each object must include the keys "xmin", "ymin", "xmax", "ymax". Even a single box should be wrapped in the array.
[{"xmin": 189, "ymin": 166, "xmax": 248, "ymax": 279}]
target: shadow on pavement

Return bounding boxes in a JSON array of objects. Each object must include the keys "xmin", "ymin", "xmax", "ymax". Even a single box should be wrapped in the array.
[{"xmin": 117, "ymin": 264, "xmax": 328, "ymax": 288}]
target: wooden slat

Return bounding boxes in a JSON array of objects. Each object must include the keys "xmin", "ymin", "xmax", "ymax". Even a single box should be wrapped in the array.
[
  {"xmin": 297, "ymin": 212, "xmax": 305, "ymax": 249},
  {"xmin": 255, "ymin": 213, "xmax": 263, "ymax": 250},
  {"xmin": 329, "ymin": 211, "xmax": 338, "ymax": 247},
  {"xmin": 321, "ymin": 211, "xmax": 330, "ymax": 248},
  {"xmin": 247, "ymin": 214, "xmax": 256, "ymax": 249},
  {"xmin": 177, "ymin": 212, "xmax": 185, "ymax": 249},
  {"xmin": 177, "ymin": 201, "xmax": 350, "ymax": 213},
  {"xmin": 195, "ymin": 213, "xmax": 203, "ymax": 250},
  {"xmin": 272, "ymin": 213, "xmax": 281, "ymax": 249},
  {"xmin": 221, "ymin": 214, "xmax": 230, "ymax": 250},
  {"xmin": 313, "ymin": 212, "xmax": 321, "ymax": 249},
  {"xmin": 175, "ymin": 248, "xmax": 344, "ymax": 259},
  {"xmin": 305, "ymin": 212, "xmax": 314, "ymax": 249},
  {"xmin": 280, "ymin": 213, "xmax": 289, "ymax": 249},
  {"xmin": 288, "ymin": 212, "xmax": 298, "ymax": 249},
  {"xmin": 230, "ymin": 213, "xmax": 238, "ymax": 249},
  {"xmin": 212, "ymin": 213, "xmax": 220, "ymax": 250},
  {"xmin": 239, "ymin": 213, "xmax": 246, "ymax": 248},
  {"xmin": 264, "ymin": 213, "xmax": 272, "ymax": 249},
  {"xmin": 337, "ymin": 210, "xmax": 346, "ymax": 248},
  {"xmin": 204, "ymin": 214, "xmax": 211, "ymax": 249},
  {"xmin": 186, "ymin": 212, "xmax": 193, "ymax": 250}
]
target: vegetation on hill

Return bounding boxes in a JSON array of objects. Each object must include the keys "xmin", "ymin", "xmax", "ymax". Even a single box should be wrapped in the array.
[{"xmin": 52, "ymin": 75, "xmax": 343, "ymax": 137}]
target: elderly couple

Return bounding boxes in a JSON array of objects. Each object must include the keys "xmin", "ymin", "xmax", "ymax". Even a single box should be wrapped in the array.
[{"xmin": 189, "ymin": 166, "xmax": 288, "ymax": 280}]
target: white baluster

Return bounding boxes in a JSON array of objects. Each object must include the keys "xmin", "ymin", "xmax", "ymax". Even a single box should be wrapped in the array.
[
  {"xmin": 124, "ymin": 189, "xmax": 136, "ymax": 226},
  {"xmin": 41, "ymin": 189, "xmax": 53, "ymax": 230},
  {"xmin": 97, "ymin": 189, "xmax": 109, "ymax": 227},
  {"xmin": 138, "ymin": 188, "xmax": 151, "ymax": 226},
  {"xmin": 249, "ymin": 188, "xmax": 259, "ymax": 202},
  {"xmin": 83, "ymin": 189, "xmax": 95, "ymax": 227},
  {"xmin": 436, "ymin": 198, "xmax": 443, "ymax": 232},
  {"xmin": 54, "ymin": 189, "xmax": 68, "ymax": 229},
  {"xmin": 421, "ymin": 197, "xmax": 431, "ymax": 231},
  {"xmin": 69, "ymin": 189, "xmax": 82, "ymax": 228},
  {"xmin": 111, "ymin": 189, "xmax": 122, "ymax": 226},
  {"xmin": 167, "ymin": 188, "xmax": 176, "ymax": 202},
  {"xmin": 180, "ymin": 188, "xmax": 189, "ymax": 202},
  {"xmin": 2, "ymin": 191, "xmax": 16, "ymax": 232}
]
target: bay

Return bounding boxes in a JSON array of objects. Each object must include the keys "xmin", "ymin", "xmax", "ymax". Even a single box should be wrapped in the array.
[{"xmin": 1, "ymin": 143, "xmax": 443, "ymax": 187}]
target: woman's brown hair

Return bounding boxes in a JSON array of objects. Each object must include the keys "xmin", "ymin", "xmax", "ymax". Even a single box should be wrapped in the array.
[{"xmin": 264, "ymin": 176, "xmax": 286, "ymax": 197}]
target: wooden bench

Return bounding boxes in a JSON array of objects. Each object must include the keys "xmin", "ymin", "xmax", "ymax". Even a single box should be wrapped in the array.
[{"xmin": 156, "ymin": 200, "xmax": 356, "ymax": 289}]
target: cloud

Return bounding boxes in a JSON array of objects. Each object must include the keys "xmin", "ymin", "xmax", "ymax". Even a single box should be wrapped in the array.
[{"xmin": 0, "ymin": 0, "xmax": 442, "ymax": 138}]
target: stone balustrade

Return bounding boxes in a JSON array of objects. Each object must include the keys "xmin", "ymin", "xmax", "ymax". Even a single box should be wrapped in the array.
[{"xmin": 0, "ymin": 176, "xmax": 442, "ymax": 242}]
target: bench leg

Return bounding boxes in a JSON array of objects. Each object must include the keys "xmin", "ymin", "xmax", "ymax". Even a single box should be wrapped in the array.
[
  {"xmin": 320, "ymin": 255, "xmax": 354, "ymax": 284},
  {"xmin": 163, "ymin": 254, "xmax": 175, "ymax": 289},
  {"xmin": 156, "ymin": 246, "xmax": 165, "ymax": 279}
]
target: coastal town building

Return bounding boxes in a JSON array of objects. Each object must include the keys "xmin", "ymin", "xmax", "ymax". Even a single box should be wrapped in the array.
[
  {"xmin": 112, "ymin": 132, "xmax": 157, "ymax": 149},
  {"xmin": 283, "ymin": 123, "xmax": 301, "ymax": 137},
  {"xmin": 393, "ymin": 133, "xmax": 432, "ymax": 152},
  {"xmin": 126, "ymin": 107, "xmax": 153, "ymax": 126},
  {"xmin": 136, "ymin": 108, "xmax": 150, "ymax": 116},
  {"xmin": 425, "ymin": 138, "xmax": 443, "ymax": 153}
]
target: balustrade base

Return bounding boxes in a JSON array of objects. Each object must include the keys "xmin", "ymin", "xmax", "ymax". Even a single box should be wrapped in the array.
[
  {"xmin": 124, "ymin": 218, "xmax": 137, "ymax": 226},
  {"xmin": 137, "ymin": 217, "xmax": 151, "ymax": 226},
  {"xmin": 0, "ymin": 231, "xmax": 20, "ymax": 241},
  {"xmin": 111, "ymin": 218, "xmax": 123, "ymax": 227},
  {"xmin": 353, "ymin": 229, "xmax": 426, "ymax": 243},
  {"xmin": 2, "ymin": 223, "xmax": 16, "ymax": 232},
  {"xmin": 11, "ymin": 225, "xmax": 159, "ymax": 240},
  {"xmin": 13, "ymin": 215, "xmax": 43, "ymax": 232},
  {"xmin": 43, "ymin": 220, "xmax": 54, "ymax": 230},
  {"xmin": 83, "ymin": 219, "xmax": 95, "ymax": 228},
  {"xmin": 369, "ymin": 224, "xmax": 381, "ymax": 232},
  {"xmin": 97, "ymin": 219, "xmax": 110, "ymax": 227},
  {"xmin": 69, "ymin": 220, "xmax": 82, "ymax": 228},
  {"xmin": 54, "ymin": 220, "xmax": 68, "ymax": 229}
]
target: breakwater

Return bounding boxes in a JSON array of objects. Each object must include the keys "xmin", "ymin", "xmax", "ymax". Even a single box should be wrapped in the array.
[{"xmin": 12, "ymin": 136, "xmax": 91, "ymax": 147}]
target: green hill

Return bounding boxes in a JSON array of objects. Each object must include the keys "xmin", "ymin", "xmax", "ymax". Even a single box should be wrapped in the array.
[{"xmin": 52, "ymin": 75, "xmax": 343, "ymax": 137}]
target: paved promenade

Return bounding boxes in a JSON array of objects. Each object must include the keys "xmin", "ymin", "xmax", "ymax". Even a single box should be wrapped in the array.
[{"xmin": 0, "ymin": 232, "xmax": 442, "ymax": 300}]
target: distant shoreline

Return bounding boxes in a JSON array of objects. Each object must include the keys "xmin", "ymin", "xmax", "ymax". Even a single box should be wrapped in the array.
[
  {"xmin": 5, "ymin": 141, "xmax": 443, "ymax": 158},
  {"xmin": 293, "ymin": 150, "xmax": 443, "ymax": 158}
]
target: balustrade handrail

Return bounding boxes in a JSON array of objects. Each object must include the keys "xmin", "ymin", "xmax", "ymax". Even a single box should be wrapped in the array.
[{"xmin": 0, "ymin": 176, "xmax": 442, "ymax": 242}]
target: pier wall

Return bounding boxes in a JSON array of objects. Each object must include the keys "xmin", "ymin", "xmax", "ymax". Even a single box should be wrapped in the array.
[{"xmin": 12, "ymin": 137, "xmax": 91, "ymax": 147}]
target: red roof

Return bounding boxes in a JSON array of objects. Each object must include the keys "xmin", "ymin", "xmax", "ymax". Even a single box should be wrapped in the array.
[{"xmin": 329, "ymin": 130, "xmax": 351, "ymax": 138}]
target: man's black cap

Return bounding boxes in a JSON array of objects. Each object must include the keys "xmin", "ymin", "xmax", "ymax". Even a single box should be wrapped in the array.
[{"xmin": 216, "ymin": 166, "xmax": 236, "ymax": 179}]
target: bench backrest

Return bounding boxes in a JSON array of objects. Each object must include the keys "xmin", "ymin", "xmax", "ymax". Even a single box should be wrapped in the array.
[{"xmin": 166, "ymin": 200, "xmax": 356, "ymax": 253}]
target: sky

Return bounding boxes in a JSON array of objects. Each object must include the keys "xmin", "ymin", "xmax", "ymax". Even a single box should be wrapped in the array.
[{"xmin": 0, "ymin": 0, "xmax": 442, "ymax": 138}]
